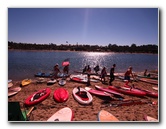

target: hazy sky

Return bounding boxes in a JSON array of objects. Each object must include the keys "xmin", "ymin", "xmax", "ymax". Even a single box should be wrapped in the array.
[{"xmin": 8, "ymin": 8, "xmax": 158, "ymax": 46}]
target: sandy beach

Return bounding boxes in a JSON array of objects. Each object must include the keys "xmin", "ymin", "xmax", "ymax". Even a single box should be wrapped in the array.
[{"xmin": 8, "ymin": 75, "xmax": 158, "ymax": 122}]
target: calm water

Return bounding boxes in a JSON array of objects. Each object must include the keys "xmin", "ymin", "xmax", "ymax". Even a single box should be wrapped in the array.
[{"xmin": 8, "ymin": 50, "xmax": 158, "ymax": 81}]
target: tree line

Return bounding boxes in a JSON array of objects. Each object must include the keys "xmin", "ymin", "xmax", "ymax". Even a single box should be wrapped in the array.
[{"xmin": 8, "ymin": 41, "xmax": 158, "ymax": 54}]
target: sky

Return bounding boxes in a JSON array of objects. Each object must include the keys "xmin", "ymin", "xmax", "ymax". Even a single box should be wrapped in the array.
[{"xmin": 8, "ymin": 8, "xmax": 158, "ymax": 46}]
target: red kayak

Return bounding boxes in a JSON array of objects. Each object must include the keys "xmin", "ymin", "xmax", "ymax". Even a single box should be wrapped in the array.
[
  {"xmin": 124, "ymin": 84, "xmax": 158, "ymax": 98},
  {"xmin": 24, "ymin": 88, "xmax": 51, "ymax": 106},
  {"xmin": 108, "ymin": 86, "xmax": 146, "ymax": 97},
  {"xmin": 53, "ymin": 88, "xmax": 69, "ymax": 102}
]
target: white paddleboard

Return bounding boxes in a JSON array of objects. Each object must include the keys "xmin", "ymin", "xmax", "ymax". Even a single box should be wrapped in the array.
[
  {"xmin": 152, "ymin": 87, "xmax": 158, "ymax": 91},
  {"xmin": 47, "ymin": 107, "xmax": 73, "ymax": 121},
  {"xmin": 145, "ymin": 115, "xmax": 158, "ymax": 121}
]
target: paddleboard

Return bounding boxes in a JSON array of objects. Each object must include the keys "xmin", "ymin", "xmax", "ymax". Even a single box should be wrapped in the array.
[
  {"xmin": 21, "ymin": 79, "xmax": 32, "ymax": 86},
  {"xmin": 95, "ymin": 85, "xmax": 122, "ymax": 96},
  {"xmin": 24, "ymin": 88, "xmax": 51, "ymax": 106},
  {"xmin": 98, "ymin": 110, "xmax": 119, "ymax": 121},
  {"xmin": 8, "ymin": 87, "xmax": 21, "ymax": 97},
  {"xmin": 152, "ymin": 87, "xmax": 158, "ymax": 91},
  {"xmin": 58, "ymin": 79, "xmax": 66, "ymax": 86},
  {"xmin": 47, "ymin": 79, "xmax": 56, "ymax": 85},
  {"xmin": 124, "ymin": 84, "xmax": 158, "ymax": 98},
  {"xmin": 144, "ymin": 115, "xmax": 158, "ymax": 121},
  {"xmin": 47, "ymin": 107, "xmax": 73, "ymax": 121},
  {"xmin": 85, "ymin": 87, "xmax": 112, "ymax": 97},
  {"xmin": 70, "ymin": 74, "xmax": 98, "ymax": 83},
  {"xmin": 53, "ymin": 88, "xmax": 69, "ymax": 102},
  {"xmin": 36, "ymin": 78, "xmax": 46, "ymax": 83},
  {"xmin": 8, "ymin": 79, "xmax": 12, "ymax": 83},
  {"xmin": 138, "ymin": 78, "xmax": 158, "ymax": 85},
  {"xmin": 8, "ymin": 82, "xmax": 13, "ymax": 88},
  {"xmin": 72, "ymin": 87, "xmax": 93, "ymax": 105},
  {"xmin": 108, "ymin": 86, "xmax": 146, "ymax": 97}
]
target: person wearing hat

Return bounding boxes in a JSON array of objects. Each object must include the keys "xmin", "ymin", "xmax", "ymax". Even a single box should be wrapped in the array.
[
  {"xmin": 53, "ymin": 63, "xmax": 60, "ymax": 79},
  {"xmin": 124, "ymin": 66, "xmax": 134, "ymax": 84},
  {"xmin": 109, "ymin": 64, "xmax": 116, "ymax": 85}
]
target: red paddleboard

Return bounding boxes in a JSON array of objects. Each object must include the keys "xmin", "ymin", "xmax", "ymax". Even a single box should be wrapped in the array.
[
  {"xmin": 47, "ymin": 107, "xmax": 73, "ymax": 121},
  {"xmin": 138, "ymin": 78, "xmax": 158, "ymax": 85},
  {"xmin": 108, "ymin": 86, "xmax": 146, "ymax": 97},
  {"xmin": 95, "ymin": 85, "xmax": 122, "ymax": 96},
  {"xmin": 53, "ymin": 88, "xmax": 69, "ymax": 103},
  {"xmin": 124, "ymin": 84, "xmax": 158, "ymax": 98},
  {"xmin": 85, "ymin": 87, "xmax": 112, "ymax": 97},
  {"xmin": 24, "ymin": 88, "xmax": 51, "ymax": 106}
]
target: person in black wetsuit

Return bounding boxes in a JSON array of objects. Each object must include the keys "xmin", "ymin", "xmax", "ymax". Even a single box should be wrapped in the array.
[{"xmin": 109, "ymin": 64, "xmax": 116, "ymax": 85}]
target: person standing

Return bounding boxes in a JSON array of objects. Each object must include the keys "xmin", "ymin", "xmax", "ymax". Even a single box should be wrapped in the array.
[
  {"xmin": 124, "ymin": 66, "xmax": 134, "ymax": 85},
  {"xmin": 109, "ymin": 64, "xmax": 116, "ymax": 85},
  {"xmin": 100, "ymin": 67, "xmax": 107, "ymax": 83},
  {"xmin": 63, "ymin": 64, "xmax": 69, "ymax": 74},
  {"xmin": 86, "ymin": 65, "xmax": 91, "ymax": 86},
  {"xmin": 94, "ymin": 65, "xmax": 100, "ymax": 75},
  {"xmin": 53, "ymin": 64, "xmax": 60, "ymax": 79}
]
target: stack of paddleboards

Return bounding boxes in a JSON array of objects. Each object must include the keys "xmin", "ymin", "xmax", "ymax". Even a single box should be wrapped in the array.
[
  {"xmin": 8, "ymin": 79, "xmax": 13, "ymax": 88},
  {"xmin": 70, "ymin": 74, "xmax": 98, "ymax": 83},
  {"xmin": 8, "ymin": 79, "xmax": 22, "ymax": 97},
  {"xmin": 8, "ymin": 87, "xmax": 22, "ymax": 97}
]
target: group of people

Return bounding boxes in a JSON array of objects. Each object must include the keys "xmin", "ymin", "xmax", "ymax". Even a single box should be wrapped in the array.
[
  {"xmin": 53, "ymin": 63, "xmax": 69, "ymax": 79},
  {"xmin": 52, "ymin": 61, "xmax": 148, "ymax": 86},
  {"xmin": 82, "ymin": 64, "xmax": 136, "ymax": 85}
]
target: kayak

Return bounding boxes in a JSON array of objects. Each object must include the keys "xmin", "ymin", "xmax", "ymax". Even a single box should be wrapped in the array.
[
  {"xmin": 47, "ymin": 79, "xmax": 56, "ymax": 85},
  {"xmin": 53, "ymin": 88, "xmax": 69, "ymax": 103},
  {"xmin": 24, "ymin": 88, "xmax": 51, "ymax": 106},
  {"xmin": 58, "ymin": 79, "xmax": 66, "ymax": 86},
  {"xmin": 98, "ymin": 110, "xmax": 119, "ymax": 121},
  {"xmin": 8, "ymin": 82, "xmax": 13, "ymax": 88},
  {"xmin": 108, "ymin": 85, "xmax": 147, "ymax": 97},
  {"xmin": 8, "ymin": 87, "xmax": 21, "ymax": 97},
  {"xmin": 34, "ymin": 72, "xmax": 53, "ymax": 78},
  {"xmin": 72, "ymin": 87, "xmax": 93, "ymax": 105},
  {"xmin": 21, "ymin": 79, "xmax": 32, "ymax": 86}
]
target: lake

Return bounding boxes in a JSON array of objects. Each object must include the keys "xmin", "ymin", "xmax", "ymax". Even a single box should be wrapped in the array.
[{"xmin": 8, "ymin": 50, "xmax": 158, "ymax": 81}]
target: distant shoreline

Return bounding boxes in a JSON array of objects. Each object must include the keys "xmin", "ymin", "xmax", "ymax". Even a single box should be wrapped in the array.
[{"xmin": 8, "ymin": 49, "xmax": 158, "ymax": 55}]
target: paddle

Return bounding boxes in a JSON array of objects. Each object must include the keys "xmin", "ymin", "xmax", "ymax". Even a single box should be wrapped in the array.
[{"xmin": 109, "ymin": 99, "xmax": 152, "ymax": 107}]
